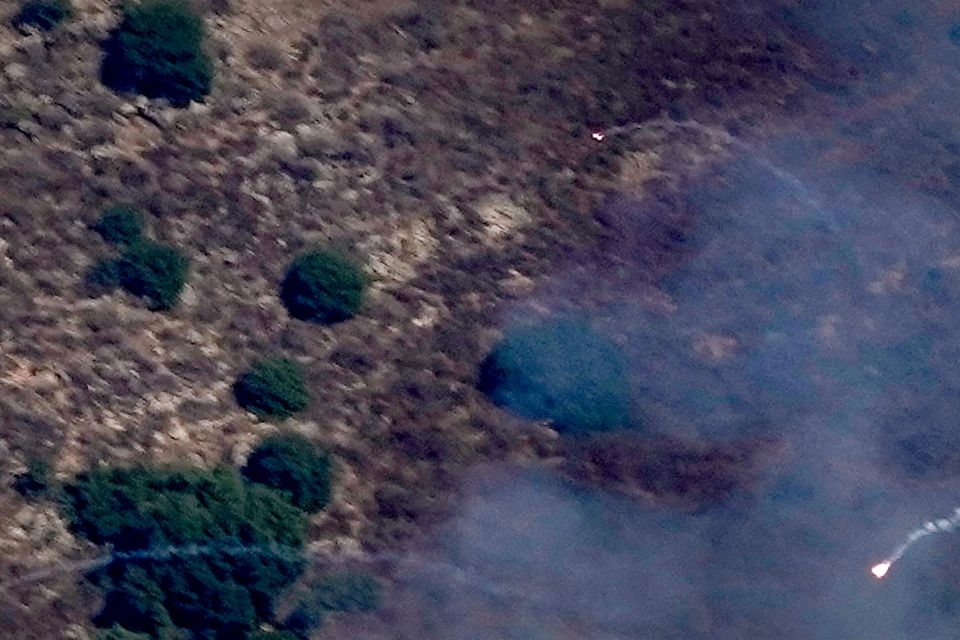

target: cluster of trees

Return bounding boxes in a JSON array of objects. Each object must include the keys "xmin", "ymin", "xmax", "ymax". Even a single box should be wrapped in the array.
[
  {"xmin": 70, "ymin": 465, "xmax": 306, "ymax": 638},
  {"xmin": 14, "ymin": 0, "xmax": 71, "ymax": 30},
  {"xmin": 57, "ymin": 433, "xmax": 359, "ymax": 640},
  {"xmin": 86, "ymin": 205, "xmax": 366, "ymax": 322},
  {"xmin": 87, "ymin": 205, "xmax": 189, "ymax": 310},
  {"xmin": 33, "ymin": 9, "xmax": 372, "ymax": 623}
]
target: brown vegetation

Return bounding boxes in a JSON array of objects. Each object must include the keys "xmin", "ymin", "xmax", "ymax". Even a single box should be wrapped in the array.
[
  {"xmin": 563, "ymin": 433, "xmax": 787, "ymax": 509},
  {"xmin": 0, "ymin": 0, "xmax": 837, "ymax": 635}
]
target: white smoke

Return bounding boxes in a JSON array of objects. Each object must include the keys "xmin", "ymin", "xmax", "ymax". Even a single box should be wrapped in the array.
[{"xmin": 873, "ymin": 507, "xmax": 960, "ymax": 577}]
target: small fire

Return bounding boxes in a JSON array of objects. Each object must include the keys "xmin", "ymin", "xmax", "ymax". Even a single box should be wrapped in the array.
[
  {"xmin": 871, "ymin": 562, "xmax": 891, "ymax": 579},
  {"xmin": 591, "ymin": 130, "xmax": 605, "ymax": 141}
]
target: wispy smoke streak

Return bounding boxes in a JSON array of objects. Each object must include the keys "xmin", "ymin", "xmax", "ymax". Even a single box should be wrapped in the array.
[
  {"xmin": 598, "ymin": 117, "xmax": 831, "ymax": 217},
  {"xmin": 0, "ymin": 543, "xmax": 303, "ymax": 591},
  {"xmin": 0, "ymin": 542, "xmax": 523, "ymax": 602},
  {"xmin": 873, "ymin": 506, "xmax": 960, "ymax": 578}
]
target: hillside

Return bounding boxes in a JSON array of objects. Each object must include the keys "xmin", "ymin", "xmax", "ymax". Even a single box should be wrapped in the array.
[{"xmin": 0, "ymin": 0, "xmax": 854, "ymax": 637}]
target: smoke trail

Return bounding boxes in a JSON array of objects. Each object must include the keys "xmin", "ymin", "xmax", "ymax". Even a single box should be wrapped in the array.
[
  {"xmin": 872, "ymin": 507, "xmax": 960, "ymax": 578},
  {"xmin": 594, "ymin": 117, "xmax": 832, "ymax": 217},
  {"xmin": 0, "ymin": 543, "xmax": 305, "ymax": 591},
  {"xmin": 0, "ymin": 541, "xmax": 525, "ymax": 601}
]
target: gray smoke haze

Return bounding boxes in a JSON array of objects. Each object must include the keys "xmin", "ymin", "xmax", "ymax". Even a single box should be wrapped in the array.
[
  {"xmin": 385, "ymin": 3, "xmax": 960, "ymax": 639},
  {"xmin": 398, "ymin": 467, "xmax": 958, "ymax": 640}
]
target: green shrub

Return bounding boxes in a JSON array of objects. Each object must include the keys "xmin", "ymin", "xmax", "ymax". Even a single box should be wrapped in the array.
[
  {"xmin": 280, "ymin": 249, "xmax": 365, "ymax": 324},
  {"xmin": 94, "ymin": 205, "xmax": 144, "ymax": 246},
  {"xmin": 478, "ymin": 319, "xmax": 632, "ymax": 434},
  {"xmin": 85, "ymin": 258, "xmax": 121, "ymax": 296},
  {"xmin": 65, "ymin": 466, "xmax": 308, "ymax": 639},
  {"xmin": 14, "ymin": 0, "xmax": 72, "ymax": 30},
  {"xmin": 234, "ymin": 358, "xmax": 309, "ymax": 420},
  {"xmin": 101, "ymin": 0, "xmax": 213, "ymax": 107},
  {"xmin": 13, "ymin": 458, "xmax": 51, "ymax": 499},
  {"xmin": 243, "ymin": 433, "xmax": 332, "ymax": 512},
  {"xmin": 117, "ymin": 241, "xmax": 189, "ymax": 310}
]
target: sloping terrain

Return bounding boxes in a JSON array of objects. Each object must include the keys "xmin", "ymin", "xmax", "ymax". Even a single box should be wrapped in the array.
[{"xmin": 0, "ymin": 0, "xmax": 836, "ymax": 636}]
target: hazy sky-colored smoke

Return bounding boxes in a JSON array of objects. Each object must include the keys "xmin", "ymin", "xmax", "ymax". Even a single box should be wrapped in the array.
[{"xmin": 388, "ymin": 3, "xmax": 960, "ymax": 639}]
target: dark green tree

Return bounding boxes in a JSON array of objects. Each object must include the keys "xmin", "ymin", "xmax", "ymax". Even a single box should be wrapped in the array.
[
  {"xmin": 117, "ymin": 241, "xmax": 189, "ymax": 310},
  {"xmin": 101, "ymin": 0, "xmax": 213, "ymax": 107},
  {"xmin": 65, "ymin": 466, "xmax": 308, "ymax": 640},
  {"xmin": 478, "ymin": 319, "xmax": 632, "ymax": 434},
  {"xmin": 280, "ymin": 250, "xmax": 365, "ymax": 324},
  {"xmin": 14, "ymin": 0, "xmax": 71, "ymax": 30},
  {"xmin": 242, "ymin": 433, "xmax": 332, "ymax": 512},
  {"xmin": 234, "ymin": 359, "xmax": 309, "ymax": 420},
  {"xmin": 95, "ymin": 205, "xmax": 145, "ymax": 246},
  {"xmin": 93, "ymin": 567, "xmax": 175, "ymax": 637},
  {"xmin": 13, "ymin": 458, "xmax": 52, "ymax": 499}
]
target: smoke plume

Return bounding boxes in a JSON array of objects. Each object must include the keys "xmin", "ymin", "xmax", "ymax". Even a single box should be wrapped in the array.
[{"xmin": 385, "ymin": 3, "xmax": 960, "ymax": 639}]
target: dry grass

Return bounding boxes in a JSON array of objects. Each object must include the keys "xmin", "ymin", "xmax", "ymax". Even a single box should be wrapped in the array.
[{"xmin": 0, "ymin": 0, "xmax": 827, "ymax": 633}]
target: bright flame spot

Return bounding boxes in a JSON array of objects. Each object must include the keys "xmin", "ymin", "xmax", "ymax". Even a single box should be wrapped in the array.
[
  {"xmin": 871, "ymin": 562, "xmax": 891, "ymax": 579},
  {"xmin": 591, "ymin": 131, "xmax": 605, "ymax": 141}
]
